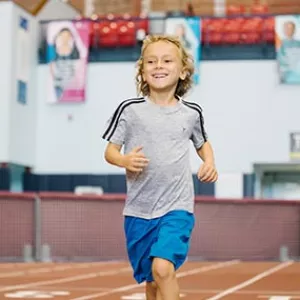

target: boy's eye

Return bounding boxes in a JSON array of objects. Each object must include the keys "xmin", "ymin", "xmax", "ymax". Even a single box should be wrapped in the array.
[
  {"xmin": 164, "ymin": 59, "xmax": 172, "ymax": 63},
  {"xmin": 147, "ymin": 60, "xmax": 154, "ymax": 64}
]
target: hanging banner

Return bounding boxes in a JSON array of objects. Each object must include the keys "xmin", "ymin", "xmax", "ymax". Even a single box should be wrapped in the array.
[
  {"xmin": 164, "ymin": 17, "xmax": 201, "ymax": 85},
  {"xmin": 275, "ymin": 15, "xmax": 300, "ymax": 84},
  {"xmin": 46, "ymin": 20, "xmax": 90, "ymax": 103}
]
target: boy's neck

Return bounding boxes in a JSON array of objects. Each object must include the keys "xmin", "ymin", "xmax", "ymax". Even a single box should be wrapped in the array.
[{"xmin": 148, "ymin": 89, "xmax": 178, "ymax": 107}]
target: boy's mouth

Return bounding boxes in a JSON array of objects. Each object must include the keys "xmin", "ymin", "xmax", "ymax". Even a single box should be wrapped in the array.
[{"xmin": 152, "ymin": 73, "xmax": 168, "ymax": 79}]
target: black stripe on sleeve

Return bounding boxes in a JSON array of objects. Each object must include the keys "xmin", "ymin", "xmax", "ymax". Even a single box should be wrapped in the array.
[
  {"xmin": 182, "ymin": 100, "xmax": 207, "ymax": 142},
  {"xmin": 102, "ymin": 98, "xmax": 145, "ymax": 141}
]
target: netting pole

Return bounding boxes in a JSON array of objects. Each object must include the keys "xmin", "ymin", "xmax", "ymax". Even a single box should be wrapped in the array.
[
  {"xmin": 41, "ymin": 244, "xmax": 52, "ymax": 262},
  {"xmin": 34, "ymin": 195, "xmax": 42, "ymax": 262},
  {"xmin": 280, "ymin": 245, "xmax": 289, "ymax": 262},
  {"xmin": 23, "ymin": 244, "xmax": 34, "ymax": 262}
]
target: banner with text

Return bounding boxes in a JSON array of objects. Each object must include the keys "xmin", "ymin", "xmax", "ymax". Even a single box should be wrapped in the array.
[
  {"xmin": 46, "ymin": 20, "xmax": 90, "ymax": 103},
  {"xmin": 275, "ymin": 15, "xmax": 300, "ymax": 84}
]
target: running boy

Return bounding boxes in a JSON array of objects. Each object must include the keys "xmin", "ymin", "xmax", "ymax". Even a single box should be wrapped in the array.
[{"xmin": 102, "ymin": 35, "xmax": 218, "ymax": 300}]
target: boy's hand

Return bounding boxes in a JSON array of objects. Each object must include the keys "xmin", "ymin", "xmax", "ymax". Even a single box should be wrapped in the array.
[
  {"xmin": 197, "ymin": 161, "xmax": 218, "ymax": 183},
  {"xmin": 122, "ymin": 146, "xmax": 149, "ymax": 173}
]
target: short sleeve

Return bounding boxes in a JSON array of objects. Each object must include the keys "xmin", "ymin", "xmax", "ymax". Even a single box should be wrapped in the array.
[
  {"xmin": 102, "ymin": 107, "xmax": 128, "ymax": 145},
  {"xmin": 191, "ymin": 111, "xmax": 208, "ymax": 150}
]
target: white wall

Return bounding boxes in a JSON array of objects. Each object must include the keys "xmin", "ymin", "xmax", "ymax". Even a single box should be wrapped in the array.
[
  {"xmin": 0, "ymin": 2, "xmax": 14, "ymax": 162},
  {"xmin": 34, "ymin": 61, "xmax": 300, "ymax": 174},
  {"xmin": 8, "ymin": 4, "xmax": 38, "ymax": 166},
  {"xmin": 35, "ymin": 63, "xmax": 137, "ymax": 174},
  {"xmin": 0, "ymin": 2, "xmax": 39, "ymax": 166},
  {"xmin": 192, "ymin": 61, "xmax": 300, "ymax": 173}
]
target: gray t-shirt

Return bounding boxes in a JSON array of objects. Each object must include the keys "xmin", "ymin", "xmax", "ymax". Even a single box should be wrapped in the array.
[{"xmin": 102, "ymin": 96, "xmax": 207, "ymax": 219}]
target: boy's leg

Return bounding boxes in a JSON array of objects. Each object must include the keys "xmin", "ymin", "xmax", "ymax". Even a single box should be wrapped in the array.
[
  {"xmin": 145, "ymin": 282, "xmax": 157, "ymax": 300},
  {"xmin": 149, "ymin": 210, "xmax": 195, "ymax": 300},
  {"xmin": 152, "ymin": 257, "xmax": 180, "ymax": 300}
]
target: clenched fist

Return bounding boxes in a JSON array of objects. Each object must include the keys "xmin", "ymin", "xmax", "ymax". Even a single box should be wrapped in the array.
[{"xmin": 122, "ymin": 146, "xmax": 149, "ymax": 173}]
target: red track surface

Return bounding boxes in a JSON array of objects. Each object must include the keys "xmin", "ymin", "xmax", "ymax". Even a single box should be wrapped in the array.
[{"xmin": 0, "ymin": 260, "xmax": 299, "ymax": 299}]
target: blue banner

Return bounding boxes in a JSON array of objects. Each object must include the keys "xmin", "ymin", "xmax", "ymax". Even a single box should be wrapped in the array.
[
  {"xmin": 275, "ymin": 15, "xmax": 300, "ymax": 84},
  {"xmin": 164, "ymin": 17, "xmax": 201, "ymax": 85}
]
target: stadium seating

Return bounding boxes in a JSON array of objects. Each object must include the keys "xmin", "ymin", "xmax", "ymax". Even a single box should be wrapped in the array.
[
  {"xmin": 89, "ymin": 13, "xmax": 149, "ymax": 48},
  {"xmin": 201, "ymin": 15, "xmax": 274, "ymax": 45},
  {"xmin": 89, "ymin": 15, "xmax": 276, "ymax": 47},
  {"xmin": 85, "ymin": 0, "xmax": 278, "ymax": 49}
]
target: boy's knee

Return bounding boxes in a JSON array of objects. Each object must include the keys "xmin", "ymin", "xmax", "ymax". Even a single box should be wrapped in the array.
[{"xmin": 152, "ymin": 257, "xmax": 175, "ymax": 281}]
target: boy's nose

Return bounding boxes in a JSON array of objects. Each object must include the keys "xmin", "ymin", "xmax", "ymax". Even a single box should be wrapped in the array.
[{"xmin": 156, "ymin": 61, "xmax": 163, "ymax": 68}]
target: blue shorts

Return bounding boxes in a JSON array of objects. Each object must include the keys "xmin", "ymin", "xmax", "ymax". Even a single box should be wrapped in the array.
[{"xmin": 124, "ymin": 210, "xmax": 195, "ymax": 284}]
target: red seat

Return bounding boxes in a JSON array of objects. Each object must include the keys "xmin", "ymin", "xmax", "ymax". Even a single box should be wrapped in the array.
[
  {"xmin": 205, "ymin": 18, "xmax": 227, "ymax": 44},
  {"xmin": 90, "ymin": 20, "xmax": 111, "ymax": 47},
  {"xmin": 89, "ymin": 22, "xmax": 101, "ymax": 48},
  {"xmin": 99, "ymin": 22, "xmax": 118, "ymax": 47},
  {"xmin": 262, "ymin": 17, "xmax": 275, "ymax": 43},
  {"xmin": 223, "ymin": 19, "xmax": 243, "ymax": 44},
  {"xmin": 240, "ymin": 17, "xmax": 262, "ymax": 44},
  {"xmin": 118, "ymin": 22, "xmax": 136, "ymax": 46}
]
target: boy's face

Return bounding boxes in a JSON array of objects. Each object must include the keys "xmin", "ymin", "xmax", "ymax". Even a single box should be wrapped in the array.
[{"xmin": 142, "ymin": 41, "xmax": 186, "ymax": 93}]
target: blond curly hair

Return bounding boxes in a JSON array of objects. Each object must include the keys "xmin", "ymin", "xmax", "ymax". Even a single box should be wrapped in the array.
[{"xmin": 135, "ymin": 35, "xmax": 195, "ymax": 97}]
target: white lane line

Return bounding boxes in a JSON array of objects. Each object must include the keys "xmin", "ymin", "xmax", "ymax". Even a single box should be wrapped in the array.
[
  {"xmin": 0, "ymin": 261, "xmax": 126, "ymax": 278},
  {"xmin": 258, "ymin": 297, "xmax": 293, "ymax": 300},
  {"xmin": 258, "ymin": 296, "xmax": 300, "ymax": 299},
  {"xmin": 206, "ymin": 260, "xmax": 294, "ymax": 300},
  {"xmin": 0, "ymin": 267, "xmax": 131, "ymax": 292},
  {"xmin": 180, "ymin": 289, "xmax": 300, "ymax": 296},
  {"xmin": 70, "ymin": 259, "xmax": 241, "ymax": 300}
]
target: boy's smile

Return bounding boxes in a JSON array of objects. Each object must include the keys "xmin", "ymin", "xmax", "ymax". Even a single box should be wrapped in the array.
[{"xmin": 152, "ymin": 72, "xmax": 168, "ymax": 79}]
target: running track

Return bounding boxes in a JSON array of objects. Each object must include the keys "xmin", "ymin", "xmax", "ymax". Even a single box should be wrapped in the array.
[{"xmin": 0, "ymin": 260, "xmax": 299, "ymax": 299}]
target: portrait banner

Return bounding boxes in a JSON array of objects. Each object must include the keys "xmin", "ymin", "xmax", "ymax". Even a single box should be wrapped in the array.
[
  {"xmin": 164, "ymin": 17, "xmax": 201, "ymax": 85},
  {"xmin": 275, "ymin": 15, "xmax": 300, "ymax": 84},
  {"xmin": 46, "ymin": 20, "xmax": 90, "ymax": 103}
]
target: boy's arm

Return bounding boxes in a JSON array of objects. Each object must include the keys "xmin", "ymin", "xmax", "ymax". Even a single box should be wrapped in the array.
[
  {"xmin": 189, "ymin": 108, "xmax": 217, "ymax": 183},
  {"xmin": 104, "ymin": 142, "xmax": 125, "ymax": 168},
  {"xmin": 104, "ymin": 142, "xmax": 149, "ymax": 173},
  {"xmin": 196, "ymin": 141, "xmax": 215, "ymax": 164},
  {"xmin": 196, "ymin": 141, "xmax": 218, "ymax": 183}
]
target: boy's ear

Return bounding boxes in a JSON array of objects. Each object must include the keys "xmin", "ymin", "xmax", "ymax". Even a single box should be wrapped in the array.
[{"xmin": 180, "ymin": 70, "xmax": 187, "ymax": 80}]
